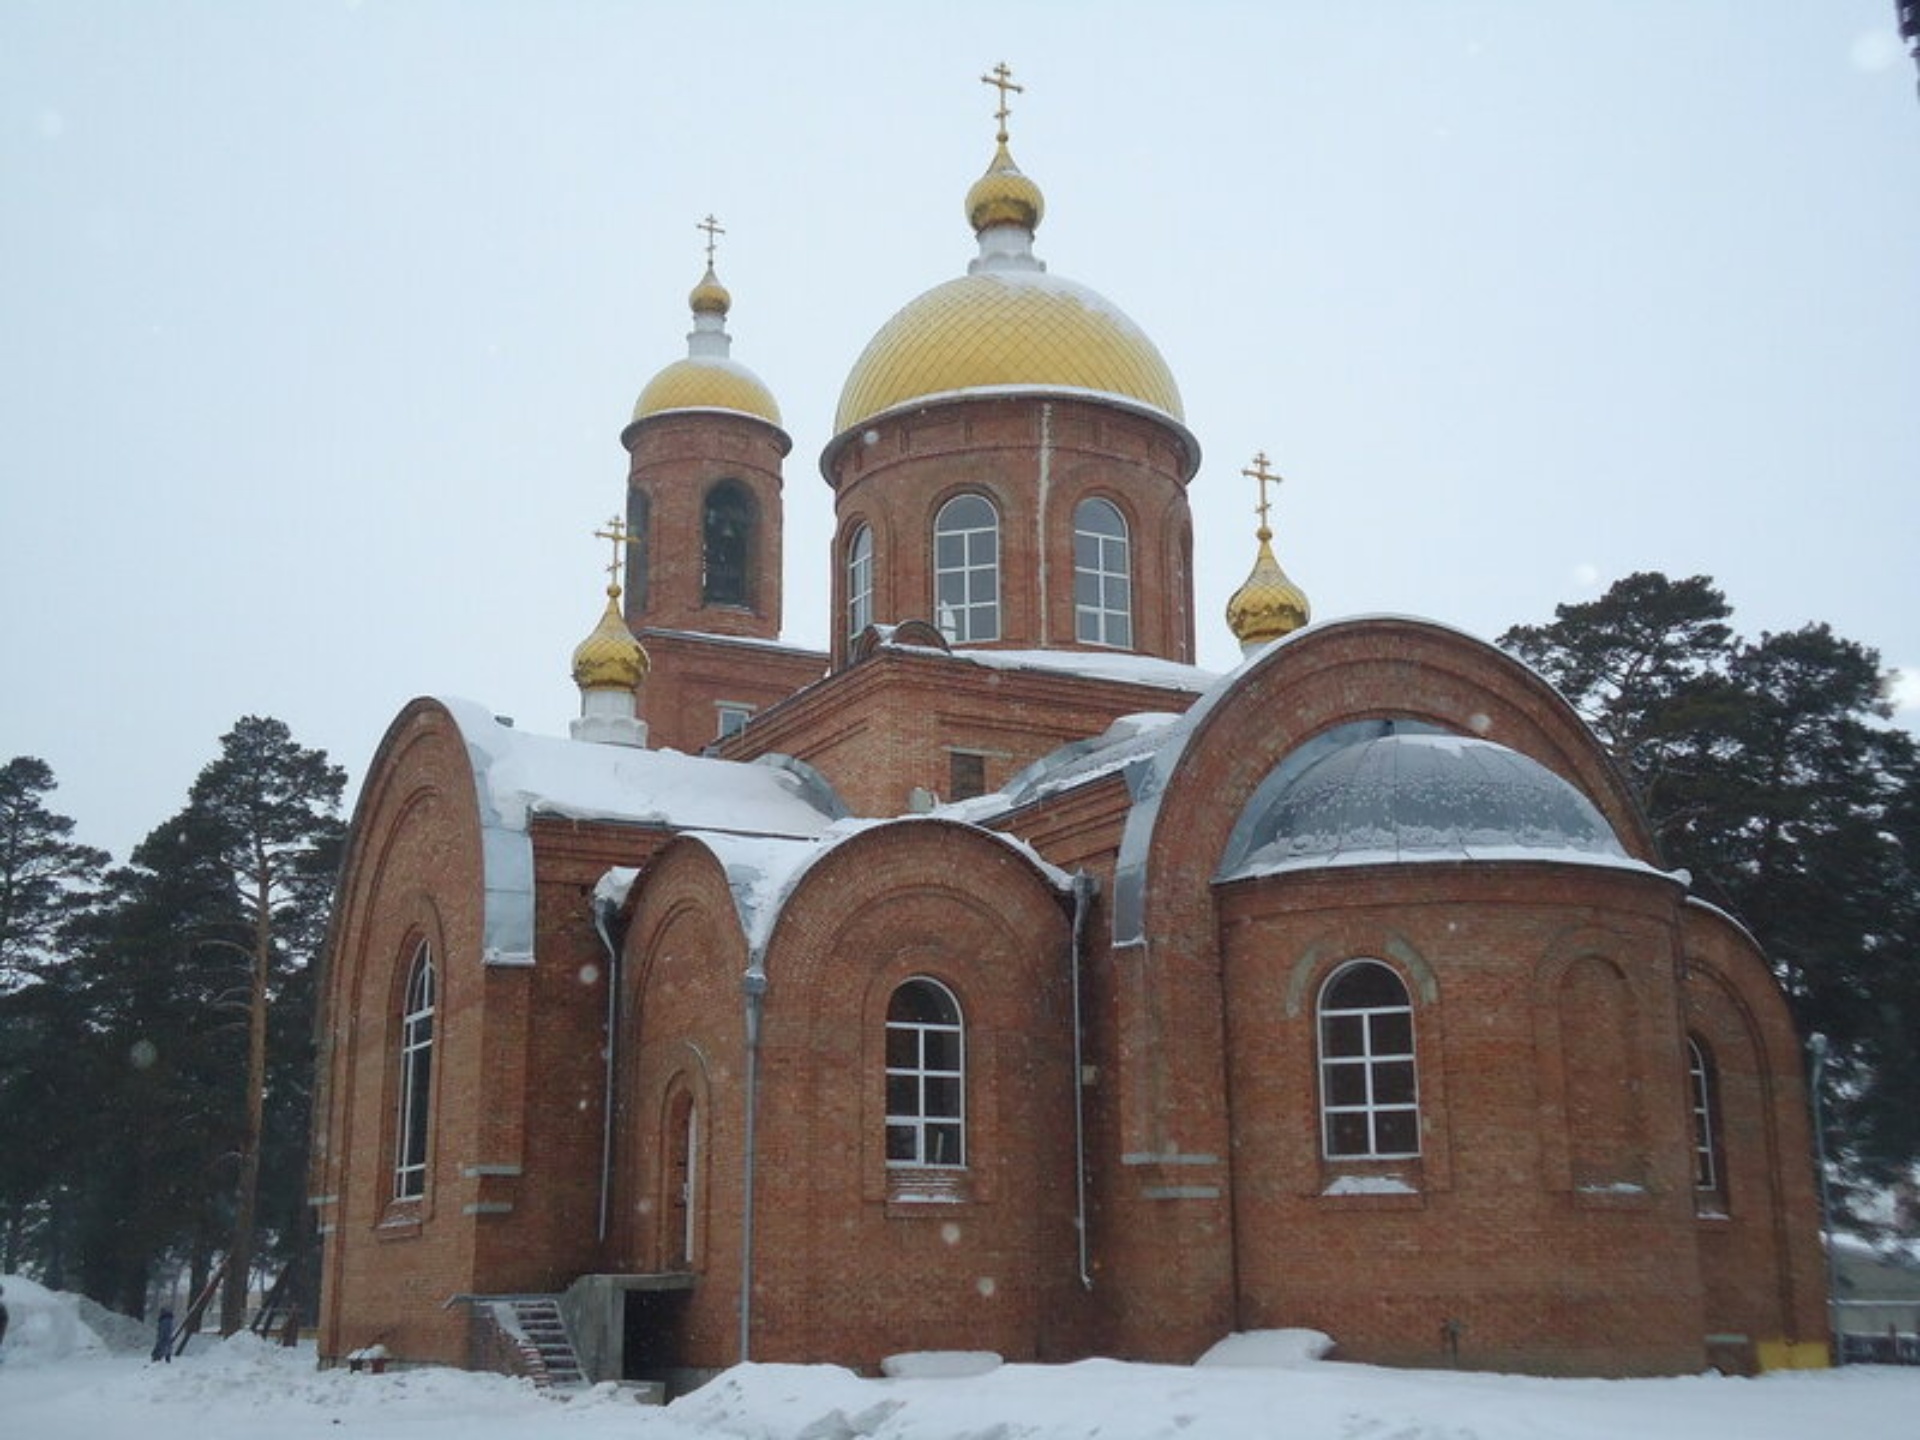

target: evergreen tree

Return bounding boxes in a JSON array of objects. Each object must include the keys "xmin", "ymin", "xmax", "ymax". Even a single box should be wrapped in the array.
[
  {"xmin": 0, "ymin": 757, "xmax": 106, "ymax": 1272},
  {"xmin": 1502, "ymin": 580, "xmax": 1920, "ymax": 1204},
  {"xmin": 0, "ymin": 756, "xmax": 108, "ymax": 989},
  {"xmin": 181, "ymin": 718, "xmax": 344, "ymax": 1333}
]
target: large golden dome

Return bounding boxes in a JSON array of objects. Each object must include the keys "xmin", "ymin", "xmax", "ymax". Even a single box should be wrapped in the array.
[
  {"xmin": 830, "ymin": 134, "xmax": 1182, "ymax": 438},
  {"xmin": 834, "ymin": 270, "xmax": 1183, "ymax": 435}
]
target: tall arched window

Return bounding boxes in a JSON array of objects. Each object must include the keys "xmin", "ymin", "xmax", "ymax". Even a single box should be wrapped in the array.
[
  {"xmin": 664, "ymin": 1086, "xmax": 699, "ymax": 1268},
  {"xmin": 846, "ymin": 523, "xmax": 874, "ymax": 640},
  {"xmin": 702, "ymin": 480, "xmax": 755, "ymax": 607},
  {"xmin": 625, "ymin": 489, "xmax": 651, "ymax": 610},
  {"xmin": 1687, "ymin": 1036, "xmax": 1721, "ymax": 1193},
  {"xmin": 933, "ymin": 494, "xmax": 999, "ymax": 644},
  {"xmin": 1074, "ymin": 497, "xmax": 1132, "ymax": 648},
  {"xmin": 886, "ymin": 978, "xmax": 965, "ymax": 1167},
  {"xmin": 1318, "ymin": 960, "xmax": 1419, "ymax": 1159},
  {"xmin": 394, "ymin": 941, "xmax": 435, "ymax": 1200}
]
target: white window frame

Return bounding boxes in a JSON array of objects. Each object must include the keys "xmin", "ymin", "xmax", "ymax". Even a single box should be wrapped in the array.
[
  {"xmin": 714, "ymin": 702, "xmax": 754, "ymax": 740},
  {"xmin": 885, "ymin": 978, "xmax": 966, "ymax": 1168},
  {"xmin": 933, "ymin": 494, "xmax": 1000, "ymax": 644},
  {"xmin": 1317, "ymin": 959, "xmax": 1420, "ymax": 1160},
  {"xmin": 1073, "ymin": 497, "xmax": 1133, "ymax": 648},
  {"xmin": 847, "ymin": 523, "xmax": 874, "ymax": 640},
  {"xmin": 1688, "ymin": 1036, "xmax": 1719, "ymax": 1192},
  {"xmin": 394, "ymin": 940, "xmax": 435, "ymax": 1201}
]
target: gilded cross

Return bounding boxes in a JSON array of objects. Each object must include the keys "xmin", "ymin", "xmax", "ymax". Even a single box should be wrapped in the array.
[
  {"xmin": 593, "ymin": 514, "xmax": 641, "ymax": 591},
  {"xmin": 1243, "ymin": 452, "xmax": 1281, "ymax": 533},
  {"xmin": 697, "ymin": 214, "xmax": 725, "ymax": 268},
  {"xmin": 980, "ymin": 62, "xmax": 1023, "ymax": 142}
]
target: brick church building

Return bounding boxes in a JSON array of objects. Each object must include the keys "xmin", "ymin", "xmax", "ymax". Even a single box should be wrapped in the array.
[{"xmin": 311, "ymin": 79, "xmax": 1829, "ymax": 1385}]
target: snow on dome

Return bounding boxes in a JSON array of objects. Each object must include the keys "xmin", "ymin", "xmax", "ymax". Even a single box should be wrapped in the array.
[{"xmin": 1218, "ymin": 723, "xmax": 1640, "ymax": 880}]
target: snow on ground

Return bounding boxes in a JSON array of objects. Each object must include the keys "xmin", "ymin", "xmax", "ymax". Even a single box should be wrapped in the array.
[{"xmin": 2, "ymin": 1277, "xmax": 1916, "ymax": 1440}]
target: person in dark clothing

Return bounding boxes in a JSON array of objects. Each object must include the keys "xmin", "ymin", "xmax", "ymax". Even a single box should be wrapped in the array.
[
  {"xmin": 151, "ymin": 1306, "xmax": 174, "ymax": 1363},
  {"xmin": 0, "ymin": 1282, "xmax": 10, "ymax": 1363}
]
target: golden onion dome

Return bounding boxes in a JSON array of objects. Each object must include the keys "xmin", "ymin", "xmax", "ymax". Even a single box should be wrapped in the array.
[
  {"xmin": 571, "ymin": 588, "xmax": 650, "ymax": 692},
  {"xmin": 630, "ymin": 256, "xmax": 783, "ymax": 429},
  {"xmin": 688, "ymin": 264, "xmax": 731, "ymax": 316},
  {"xmin": 829, "ymin": 130, "xmax": 1182, "ymax": 446},
  {"xmin": 833, "ymin": 272, "xmax": 1182, "ymax": 435},
  {"xmin": 1226, "ymin": 529, "xmax": 1311, "ymax": 648},
  {"xmin": 966, "ymin": 140, "xmax": 1045, "ymax": 233}
]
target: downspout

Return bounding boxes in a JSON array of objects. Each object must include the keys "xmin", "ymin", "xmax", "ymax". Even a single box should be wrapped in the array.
[
  {"xmin": 738, "ymin": 966, "xmax": 769, "ymax": 1362},
  {"xmin": 1070, "ymin": 870, "xmax": 1096, "ymax": 1291},
  {"xmin": 592, "ymin": 896, "xmax": 624, "ymax": 1244}
]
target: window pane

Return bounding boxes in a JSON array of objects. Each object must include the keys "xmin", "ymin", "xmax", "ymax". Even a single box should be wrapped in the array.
[
  {"xmin": 1323, "ymin": 1013, "xmax": 1365, "ymax": 1055},
  {"xmin": 1327, "ymin": 961, "xmax": 1407, "ymax": 1011},
  {"xmin": 886, "ymin": 1027, "xmax": 918, "ymax": 1068},
  {"xmin": 1372, "ymin": 1013, "xmax": 1414, "ymax": 1056},
  {"xmin": 926, "ymin": 1124, "xmax": 963, "ymax": 1166},
  {"xmin": 886, "ymin": 1074, "xmax": 918, "ymax": 1115},
  {"xmin": 1374, "ymin": 1061, "xmax": 1417, "ymax": 1106},
  {"xmin": 1325, "ymin": 1063, "xmax": 1369, "ymax": 1108},
  {"xmin": 1376, "ymin": 1111, "xmax": 1420, "ymax": 1155},
  {"xmin": 923, "ymin": 1029, "xmax": 961, "ymax": 1071},
  {"xmin": 937, "ymin": 534, "xmax": 964, "ymax": 569},
  {"xmin": 925, "ymin": 1076, "xmax": 962, "ymax": 1118},
  {"xmin": 887, "ymin": 1125, "xmax": 918, "ymax": 1162},
  {"xmin": 1328, "ymin": 1112, "xmax": 1371, "ymax": 1156}
]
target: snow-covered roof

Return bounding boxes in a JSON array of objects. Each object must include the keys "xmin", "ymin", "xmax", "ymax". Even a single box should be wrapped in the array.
[
  {"xmin": 1217, "ymin": 727, "xmax": 1656, "ymax": 881},
  {"xmin": 437, "ymin": 697, "xmax": 842, "ymax": 967}
]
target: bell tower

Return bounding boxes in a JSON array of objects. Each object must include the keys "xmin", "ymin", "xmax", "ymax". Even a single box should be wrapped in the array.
[{"xmin": 620, "ymin": 217, "xmax": 791, "ymax": 643}]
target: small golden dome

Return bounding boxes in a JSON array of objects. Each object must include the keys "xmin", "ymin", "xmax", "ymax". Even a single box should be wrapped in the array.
[
  {"xmin": 689, "ymin": 265, "xmax": 731, "ymax": 316},
  {"xmin": 966, "ymin": 140, "xmax": 1045, "ymax": 233},
  {"xmin": 633, "ymin": 357, "xmax": 782, "ymax": 426},
  {"xmin": 571, "ymin": 588, "xmax": 650, "ymax": 692},
  {"xmin": 1226, "ymin": 530, "xmax": 1311, "ymax": 647}
]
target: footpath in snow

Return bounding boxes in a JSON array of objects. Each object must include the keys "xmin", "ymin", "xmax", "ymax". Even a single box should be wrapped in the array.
[{"xmin": 2, "ymin": 1273, "xmax": 1916, "ymax": 1440}]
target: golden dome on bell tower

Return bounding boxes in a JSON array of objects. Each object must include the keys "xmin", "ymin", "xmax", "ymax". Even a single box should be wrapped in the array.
[
  {"xmin": 1226, "ymin": 453, "xmax": 1311, "ymax": 651},
  {"xmin": 631, "ymin": 216, "xmax": 783, "ymax": 429}
]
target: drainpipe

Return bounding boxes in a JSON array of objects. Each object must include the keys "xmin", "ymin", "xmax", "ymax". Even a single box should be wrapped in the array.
[
  {"xmin": 1070, "ymin": 870, "xmax": 1096, "ymax": 1291},
  {"xmin": 1809, "ymin": 1033, "xmax": 1840, "ymax": 1357},
  {"xmin": 591, "ymin": 897, "xmax": 623, "ymax": 1244},
  {"xmin": 738, "ymin": 966, "xmax": 769, "ymax": 1362}
]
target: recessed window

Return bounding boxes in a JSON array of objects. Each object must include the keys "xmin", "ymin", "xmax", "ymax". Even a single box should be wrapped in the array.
[
  {"xmin": 934, "ymin": 494, "xmax": 999, "ymax": 644},
  {"xmin": 715, "ymin": 702, "xmax": 754, "ymax": 739},
  {"xmin": 1073, "ymin": 497, "xmax": 1132, "ymax": 648},
  {"xmin": 886, "ymin": 978, "xmax": 965, "ymax": 1167},
  {"xmin": 1318, "ymin": 960, "xmax": 1419, "ymax": 1160},
  {"xmin": 847, "ymin": 523, "xmax": 874, "ymax": 640},
  {"xmin": 394, "ymin": 941, "xmax": 435, "ymax": 1200},
  {"xmin": 948, "ymin": 751, "xmax": 987, "ymax": 801},
  {"xmin": 1688, "ymin": 1036, "xmax": 1720, "ymax": 1192},
  {"xmin": 702, "ymin": 480, "xmax": 755, "ymax": 607}
]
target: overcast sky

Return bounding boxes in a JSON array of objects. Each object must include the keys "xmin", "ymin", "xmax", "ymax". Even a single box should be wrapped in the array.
[{"xmin": 3, "ymin": 2, "xmax": 1916, "ymax": 863}]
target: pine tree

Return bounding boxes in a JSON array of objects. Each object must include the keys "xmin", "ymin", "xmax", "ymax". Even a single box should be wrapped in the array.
[
  {"xmin": 1501, "ymin": 580, "xmax": 1920, "ymax": 1205},
  {"xmin": 0, "ymin": 756, "xmax": 108, "ymax": 989},
  {"xmin": 180, "ymin": 718, "xmax": 344, "ymax": 1333}
]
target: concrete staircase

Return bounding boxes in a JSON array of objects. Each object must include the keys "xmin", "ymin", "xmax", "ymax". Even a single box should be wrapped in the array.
[{"xmin": 503, "ymin": 1297, "xmax": 584, "ymax": 1389}]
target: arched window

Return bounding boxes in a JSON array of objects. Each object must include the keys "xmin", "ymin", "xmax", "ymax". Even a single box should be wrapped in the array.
[
  {"xmin": 625, "ymin": 488, "xmax": 650, "ymax": 610},
  {"xmin": 1074, "ymin": 497, "xmax": 1132, "ymax": 648},
  {"xmin": 702, "ymin": 480, "xmax": 755, "ymax": 607},
  {"xmin": 394, "ymin": 941, "xmax": 435, "ymax": 1200},
  {"xmin": 933, "ymin": 494, "xmax": 999, "ymax": 644},
  {"xmin": 1318, "ymin": 960, "xmax": 1419, "ymax": 1159},
  {"xmin": 846, "ymin": 523, "xmax": 874, "ymax": 640},
  {"xmin": 1688, "ymin": 1036, "xmax": 1721, "ymax": 1193},
  {"xmin": 664, "ymin": 1086, "xmax": 699, "ymax": 1268},
  {"xmin": 886, "ymin": 978, "xmax": 965, "ymax": 1167}
]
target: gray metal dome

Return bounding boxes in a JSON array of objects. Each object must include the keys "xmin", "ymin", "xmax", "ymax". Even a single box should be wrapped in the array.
[{"xmin": 1220, "ymin": 724, "xmax": 1629, "ymax": 878}]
